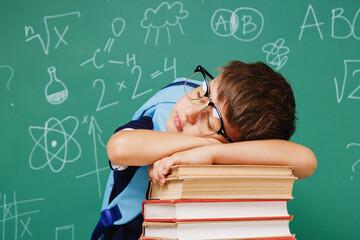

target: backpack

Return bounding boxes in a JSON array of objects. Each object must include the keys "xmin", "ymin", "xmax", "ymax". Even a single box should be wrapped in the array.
[{"xmin": 91, "ymin": 78, "xmax": 200, "ymax": 239}]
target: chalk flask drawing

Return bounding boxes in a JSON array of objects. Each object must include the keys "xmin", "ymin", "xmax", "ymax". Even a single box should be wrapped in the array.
[{"xmin": 45, "ymin": 67, "xmax": 68, "ymax": 105}]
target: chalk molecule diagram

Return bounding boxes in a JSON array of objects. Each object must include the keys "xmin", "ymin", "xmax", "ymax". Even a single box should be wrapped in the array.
[
  {"xmin": 28, "ymin": 116, "xmax": 81, "ymax": 173},
  {"xmin": 140, "ymin": 1, "xmax": 189, "ymax": 45}
]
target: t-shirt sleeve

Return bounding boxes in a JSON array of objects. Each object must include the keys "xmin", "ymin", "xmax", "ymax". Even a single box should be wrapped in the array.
[{"xmin": 110, "ymin": 116, "xmax": 154, "ymax": 171}]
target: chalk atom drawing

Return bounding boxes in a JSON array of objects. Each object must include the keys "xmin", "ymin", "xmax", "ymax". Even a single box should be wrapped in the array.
[
  {"xmin": 141, "ymin": 2, "xmax": 189, "ymax": 45},
  {"xmin": 29, "ymin": 116, "xmax": 81, "ymax": 173},
  {"xmin": 262, "ymin": 38, "xmax": 289, "ymax": 70},
  {"xmin": 45, "ymin": 67, "xmax": 68, "ymax": 105},
  {"xmin": 211, "ymin": 7, "xmax": 264, "ymax": 42}
]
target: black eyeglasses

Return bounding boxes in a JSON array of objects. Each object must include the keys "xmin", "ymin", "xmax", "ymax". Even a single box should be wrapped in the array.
[{"xmin": 184, "ymin": 65, "xmax": 234, "ymax": 143}]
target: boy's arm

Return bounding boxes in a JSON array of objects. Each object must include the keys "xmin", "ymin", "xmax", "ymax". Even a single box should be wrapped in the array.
[
  {"xmin": 148, "ymin": 139, "xmax": 317, "ymax": 183},
  {"xmin": 107, "ymin": 129, "xmax": 221, "ymax": 166}
]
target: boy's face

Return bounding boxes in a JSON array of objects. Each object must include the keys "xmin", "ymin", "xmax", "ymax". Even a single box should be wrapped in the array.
[{"xmin": 166, "ymin": 79, "xmax": 238, "ymax": 143}]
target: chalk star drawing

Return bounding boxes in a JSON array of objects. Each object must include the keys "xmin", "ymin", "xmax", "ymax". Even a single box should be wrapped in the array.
[
  {"xmin": 140, "ymin": 2, "xmax": 189, "ymax": 45},
  {"xmin": 29, "ymin": 116, "xmax": 81, "ymax": 173}
]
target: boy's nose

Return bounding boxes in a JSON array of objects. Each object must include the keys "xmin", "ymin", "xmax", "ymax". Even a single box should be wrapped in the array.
[{"xmin": 185, "ymin": 105, "xmax": 201, "ymax": 124}]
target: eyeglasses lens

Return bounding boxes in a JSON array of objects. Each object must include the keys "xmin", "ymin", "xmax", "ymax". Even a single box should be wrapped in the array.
[
  {"xmin": 184, "ymin": 72, "xmax": 208, "ymax": 100},
  {"xmin": 197, "ymin": 106, "xmax": 222, "ymax": 136}
]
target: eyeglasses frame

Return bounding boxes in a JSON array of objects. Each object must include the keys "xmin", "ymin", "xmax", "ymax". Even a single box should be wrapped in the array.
[{"xmin": 187, "ymin": 65, "xmax": 234, "ymax": 143}]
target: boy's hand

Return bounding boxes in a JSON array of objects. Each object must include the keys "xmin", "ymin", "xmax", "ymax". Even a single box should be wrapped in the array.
[{"xmin": 148, "ymin": 146, "xmax": 215, "ymax": 185}]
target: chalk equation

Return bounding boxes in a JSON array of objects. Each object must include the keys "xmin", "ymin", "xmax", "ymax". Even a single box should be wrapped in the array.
[
  {"xmin": 80, "ymin": 17, "xmax": 126, "ymax": 69},
  {"xmin": 0, "ymin": 65, "xmax": 14, "ymax": 91},
  {"xmin": 46, "ymin": 67, "xmax": 68, "ymax": 105},
  {"xmin": 334, "ymin": 60, "xmax": 360, "ymax": 103},
  {"xmin": 0, "ymin": 192, "xmax": 45, "ymax": 240},
  {"xmin": 262, "ymin": 38, "xmax": 289, "ymax": 71},
  {"xmin": 76, "ymin": 116, "xmax": 108, "ymax": 198},
  {"xmin": 211, "ymin": 7, "xmax": 264, "ymax": 42},
  {"xmin": 347, "ymin": 143, "xmax": 360, "ymax": 180},
  {"xmin": 299, "ymin": 5, "xmax": 360, "ymax": 40},
  {"xmin": 141, "ymin": 2, "xmax": 189, "ymax": 45},
  {"xmin": 25, "ymin": 11, "xmax": 81, "ymax": 55},
  {"xmin": 55, "ymin": 225, "xmax": 74, "ymax": 240},
  {"xmin": 29, "ymin": 116, "xmax": 81, "ymax": 173}
]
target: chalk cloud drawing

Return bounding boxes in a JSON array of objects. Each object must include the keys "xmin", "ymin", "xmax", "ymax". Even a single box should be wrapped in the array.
[
  {"xmin": 211, "ymin": 7, "xmax": 264, "ymax": 41},
  {"xmin": 262, "ymin": 38, "xmax": 290, "ymax": 70},
  {"xmin": 45, "ymin": 67, "xmax": 68, "ymax": 105},
  {"xmin": 0, "ymin": 65, "xmax": 14, "ymax": 91},
  {"xmin": 25, "ymin": 11, "xmax": 81, "ymax": 55},
  {"xmin": 0, "ymin": 192, "xmax": 45, "ymax": 239},
  {"xmin": 55, "ymin": 225, "xmax": 74, "ymax": 240},
  {"xmin": 140, "ymin": 2, "xmax": 189, "ymax": 45},
  {"xmin": 29, "ymin": 116, "xmax": 81, "ymax": 173}
]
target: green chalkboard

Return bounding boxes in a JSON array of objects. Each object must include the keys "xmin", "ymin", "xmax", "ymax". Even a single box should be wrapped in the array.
[{"xmin": 1, "ymin": 0, "xmax": 359, "ymax": 239}]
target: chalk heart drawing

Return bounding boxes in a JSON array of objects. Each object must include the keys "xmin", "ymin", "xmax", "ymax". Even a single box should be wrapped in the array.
[
  {"xmin": 262, "ymin": 38, "xmax": 290, "ymax": 70},
  {"xmin": 140, "ymin": 1, "xmax": 189, "ymax": 45},
  {"xmin": 29, "ymin": 116, "xmax": 81, "ymax": 173},
  {"xmin": 211, "ymin": 7, "xmax": 264, "ymax": 42}
]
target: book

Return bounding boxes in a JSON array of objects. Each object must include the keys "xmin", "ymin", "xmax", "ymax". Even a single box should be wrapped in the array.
[
  {"xmin": 142, "ymin": 217, "xmax": 293, "ymax": 240},
  {"xmin": 167, "ymin": 165, "xmax": 294, "ymax": 178},
  {"xmin": 139, "ymin": 235, "xmax": 297, "ymax": 240},
  {"xmin": 147, "ymin": 176, "xmax": 296, "ymax": 200},
  {"xmin": 142, "ymin": 199, "xmax": 290, "ymax": 222}
]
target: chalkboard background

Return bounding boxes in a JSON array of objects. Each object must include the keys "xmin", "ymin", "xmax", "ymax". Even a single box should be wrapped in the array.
[{"xmin": 1, "ymin": 0, "xmax": 359, "ymax": 239}]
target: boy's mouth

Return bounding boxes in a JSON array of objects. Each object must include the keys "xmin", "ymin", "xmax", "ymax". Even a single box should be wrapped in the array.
[{"xmin": 174, "ymin": 113, "xmax": 183, "ymax": 132}]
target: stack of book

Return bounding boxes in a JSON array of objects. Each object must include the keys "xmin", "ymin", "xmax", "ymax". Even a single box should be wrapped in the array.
[{"xmin": 140, "ymin": 165, "xmax": 297, "ymax": 240}]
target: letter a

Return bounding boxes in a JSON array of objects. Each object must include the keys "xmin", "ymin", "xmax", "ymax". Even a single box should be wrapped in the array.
[
  {"xmin": 299, "ymin": 4, "xmax": 324, "ymax": 40},
  {"xmin": 215, "ymin": 15, "xmax": 228, "ymax": 32}
]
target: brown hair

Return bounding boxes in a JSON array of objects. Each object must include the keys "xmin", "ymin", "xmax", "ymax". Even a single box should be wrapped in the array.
[{"xmin": 216, "ymin": 61, "xmax": 296, "ymax": 141}]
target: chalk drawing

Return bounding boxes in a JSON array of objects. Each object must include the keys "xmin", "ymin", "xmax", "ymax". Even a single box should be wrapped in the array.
[
  {"xmin": 211, "ymin": 7, "xmax": 264, "ymax": 42},
  {"xmin": 332, "ymin": 8, "xmax": 360, "ymax": 40},
  {"xmin": 55, "ymin": 225, "xmax": 74, "ymax": 240},
  {"xmin": 81, "ymin": 17, "xmax": 126, "ymax": 69},
  {"xmin": 45, "ymin": 67, "xmax": 68, "ymax": 105},
  {"xmin": 76, "ymin": 116, "xmax": 108, "ymax": 198},
  {"xmin": 298, "ymin": 4, "xmax": 324, "ymax": 40},
  {"xmin": 93, "ymin": 79, "xmax": 119, "ymax": 111},
  {"xmin": 334, "ymin": 60, "xmax": 360, "ymax": 103},
  {"xmin": 150, "ymin": 57, "xmax": 176, "ymax": 80},
  {"xmin": 131, "ymin": 65, "xmax": 153, "ymax": 99},
  {"xmin": 347, "ymin": 143, "xmax": 360, "ymax": 180},
  {"xmin": 0, "ymin": 192, "xmax": 45, "ymax": 240},
  {"xmin": 0, "ymin": 65, "xmax": 14, "ymax": 91},
  {"xmin": 262, "ymin": 38, "xmax": 289, "ymax": 70},
  {"xmin": 140, "ymin": 2, "xmax": 189, "ymax": 45},
  {"xmin": 25, "ymin": 11, "xmax": 81, "ymax": 55},
  {"xmin": 116, "ymin": 81, "xmax": 127, "ymax": 92},
  {"xmin": 29, "ymin": 116, "xmax": 81, "ymax": 173}
]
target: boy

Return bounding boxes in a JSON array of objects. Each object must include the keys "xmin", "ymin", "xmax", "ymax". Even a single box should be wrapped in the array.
[{"xmin": 93, "ymin": 61, "xmax": 317, "ymax": 240}]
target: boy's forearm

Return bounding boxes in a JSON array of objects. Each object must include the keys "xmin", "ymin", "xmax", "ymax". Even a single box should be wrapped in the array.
[
  {"xmin": 209, "ymin": 139, "xmax": 317, "ymax": 180},
  {"xmin": 107, "ymin": 129, "xmax": 218, "ymax": 166}
]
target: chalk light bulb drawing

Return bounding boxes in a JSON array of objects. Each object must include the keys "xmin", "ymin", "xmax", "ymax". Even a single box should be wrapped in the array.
[{"xmin": 45, "ymin": 66, "xmax": 68, "ymax": 105}]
